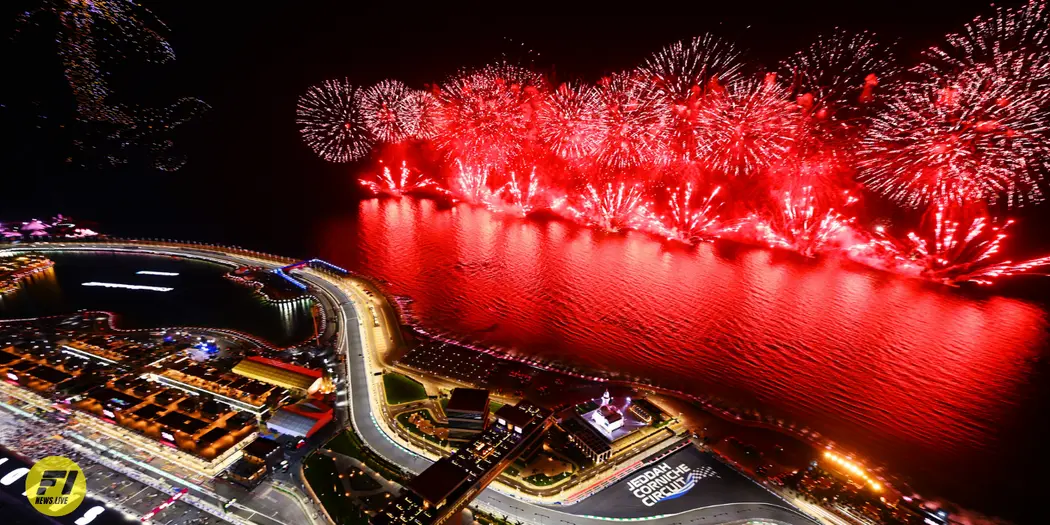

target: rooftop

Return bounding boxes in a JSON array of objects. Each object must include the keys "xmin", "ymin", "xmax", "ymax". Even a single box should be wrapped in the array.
[
  {"xmin": 232, "ymin": 356, "xmax": 323, "ymax": 392},
  {"xmin": 494, "ymin": 404, "xmax": 535, "ymax": 429},
  {"xmin": 406, "ymin": 457, "xmax": 472, "ymax": 508},
  {"xmin": 446, "ymin": 388, "xmax": 490, "ymax": 413},
  {"xmin": 244, "ymin": 438, "xmax": 281, "ymax": 459}
]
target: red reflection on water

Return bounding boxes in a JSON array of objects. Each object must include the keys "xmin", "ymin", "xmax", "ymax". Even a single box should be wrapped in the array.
[{"xmin": 318, "ymin": 198, "xmax": 1048, "ymax": 513}]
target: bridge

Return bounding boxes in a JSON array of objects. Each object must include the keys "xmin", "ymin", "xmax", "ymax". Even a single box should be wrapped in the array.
[{"xmin": 272, "ymin": 258, "xmax": 348, "ymax": 291}]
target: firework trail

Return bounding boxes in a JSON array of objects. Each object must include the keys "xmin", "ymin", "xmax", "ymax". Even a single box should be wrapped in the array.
[
  {"xmin": 567, "ymin": 181, "xmax": 657, "ymax": 232},
  {"xmin": 360, "ymin": 79, "xmax": 419, "ymax": 143},
  {"xmin": 359, "ymin": 161, "xmax": 445, "ymax": 197},
  {"xmin": 751, "ymin": 186, "xmax": 858, "ymax": 257},
  {"xmin": 654, "ymin": 183, "xmax": 723, "ymax": 242},
  {"xmin": 500, "ymin": 168, "xmax": 544, "ymax": 216},
  {"xmin": 696, "ymin": 74, "xmax": 802, "ymax": 176},
  {"xmin": 851, "ymin": 204, "xmax": 1050, "ymax": 285},
  {"xmin": 296, "ymin": 78, "xmax": 373, "ymax": 163},
  {"xmin": 594, "ymin": 73, "xmax": 672, "ymax": 169},
  {"xmin": 537, "ymin": 82, "xmax": 601, "ymax": 162},
  {"xmin": 858, "ymin": 67, "xmax": 1048, "ymax": 208},
  {"xmin": 451, "ymin": 160, "xmax": 499, "ymax": 205}
]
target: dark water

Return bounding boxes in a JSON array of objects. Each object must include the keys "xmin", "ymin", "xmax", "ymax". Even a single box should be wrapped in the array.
[
  {"xmin": 314, "ymin": 198, "xmax": 1048, "ymax": 522},
  {"xmin": 0, "ymin": 253, "xmax": 314, "ymax": 347}
]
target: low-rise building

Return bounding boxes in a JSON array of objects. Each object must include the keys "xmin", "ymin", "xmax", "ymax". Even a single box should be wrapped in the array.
[
  {"xmin": 232, "ymin": 356, "xmax": 324, "ymax": 395},
  {"xmin": 561, "ymin": 417, "xmax": 613, "ymax": 464},
  {"xmin": 265, "ymin": 398, "xmax": 333, "ymax": 438}
]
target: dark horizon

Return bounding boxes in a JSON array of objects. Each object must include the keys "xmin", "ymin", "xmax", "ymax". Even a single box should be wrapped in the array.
[{"xmin": 3, "ymin": 1, "xmax": 1049, "ymax": 257}]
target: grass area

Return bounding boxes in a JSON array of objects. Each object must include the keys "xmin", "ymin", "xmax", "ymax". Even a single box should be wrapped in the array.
[
  {"xmin": 303, "ymin": 454, "xmax": 369, "ymax": 525},
  {"xmin": 383, "ymin": 372, "xmax": 427, "ymax": 404},
  {"xmin": 489, "ymin": 400, "xmax": 504, "ymax": 414},
  {"xmin": 347, "ymin": 467, "xmax": 382, "ymax": 491},
  {"xmin": 503, "ymin": 465, "xmax": 520, "ymax": 477},
  {"xmin": 396, "ymin": 410, "xmax": 448, "ymax": 447},
  {"xmin": 523, "ymin": 471, "xmax": 573, "ymax": 486},
  {"xmin": 327, "ymin": 429, "xmax": 408, "ymax": 484}
]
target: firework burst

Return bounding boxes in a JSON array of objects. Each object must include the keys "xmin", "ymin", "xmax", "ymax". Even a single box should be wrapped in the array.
[
  {"xmin": 296, "ymin": 79, "xmax": 372, "ymax": 163},
  {"xmin": 917, "ymin": 0, "xmax": 1050, "ymax": 100},
  {"xmin": 697, "ymin": 74, "xmax": 802, "ymax": 176},
  {"xmin": 406, "ymin": 90, "xmax": 441, "ymax": 140},
  {"xmin": 594, "ymin": 74, "xmax": 671, "ymax": 169},
  {"xmin": 537, "ymin": 82, "xmax": 601, "ymax": 162},
  {"xmin": 781, "ymin": 29, "xmax": 899, "ymax": 112},
  {"xmin": 639, "ymin": 34, "xmax": 744, "ymax": 160},
  {"xmin": 858, "ymin": 67, "xmax": 1048, "ymax": 208},
  {"xmin": 435, "ymin": 65, "xmax": 541, "ymax": 169},
  {"xmin": 360, "ymin": 79, "xmax": 419, "ymax": 143}
]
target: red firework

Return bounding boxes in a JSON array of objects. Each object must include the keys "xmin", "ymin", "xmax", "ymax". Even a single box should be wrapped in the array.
[
  {"xmin": 406, "ymin": 89, "xmax": 440, "ymax": 140},
  {"xmin": 654, "ymin": 183, "xmax": 723, "ymax": 242},
  {"xmin": 750, "ymin": 186, "xmax": 858, "ymax": 257},
  {"xmin": 435, "ymin": 64, "xmax": 543, "ymax": 168},
  {"xmin": 499, "ymin": 168, "xmax": 544, "ymax": 216},
  {"xmin": 859, "ymin": 67, "xmax": 1048, "ymax": 208},
  {"xmin": 917, "ymin": 0, "xmax": 1050, "ymax": 98},
  {"xmin": 450, "ymin": 159, "xmax": 497, "ymax": 205},
  {"xmin": 594, "ymin": 73, "xmax": 671, "ymax": 169},
  {"xmin": 851, "ymin": 204, "xmax": 1050, "ymax": 285},
  {"xmin": 639, "ymin": 33, "xmax": 744, "ymax": 160},
  {"xmin": 567, "ymin": 181, "xmax": 657, "ymax": 232},
  {"xmin": 696, "ymin": 74, "xmax": 802, "ymax": 176},
  {"xmin": 780, "ymin": 29, "xmax": 899, "ymax": 112},
  {"xmin": 536, "ymin": 82, "xmax": 601, "ymax": 162},
  {"xmin": 359, "ymin": 160, "xmax": 445, "ymax": 197},
  {"xmin": 360, "ymin": 79, "xmax": 418, "ymax": 143}
]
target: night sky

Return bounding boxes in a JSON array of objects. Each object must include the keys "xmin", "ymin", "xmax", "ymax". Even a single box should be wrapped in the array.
[{"xmin": 1, "ymin": 1, "xmax": 1042, "ymax": 245}]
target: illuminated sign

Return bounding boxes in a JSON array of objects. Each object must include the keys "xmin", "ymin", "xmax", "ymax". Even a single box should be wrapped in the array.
[
  {"xmin": 102, "ymin": 409, "xmax": 115, "ymax": 419},
  {"xmin": 5, "ymin": 372, "xmax": 17, "ymax": 382},
  {"xmin": 161, "ymin": 431, "xmax": 175, "ymax": 442},
  {"xmin": 626, "ymin": 462, "xmax": 717, "ymax": 507}
]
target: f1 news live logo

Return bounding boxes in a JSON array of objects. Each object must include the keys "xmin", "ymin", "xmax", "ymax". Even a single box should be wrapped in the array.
[{"xmin": 26, "ymin": 456, "xmax": 87, "ymax": 517}]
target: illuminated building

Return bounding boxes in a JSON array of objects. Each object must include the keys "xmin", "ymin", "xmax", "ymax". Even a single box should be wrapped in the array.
[
  {"xmin": 375, "ymin": 402, "xmax": 552, "ymax": 525},
  {"xmin": 145, "ymin": 355, "xmax": 288, "ymax": 416},
  {"xmin": 444, "ymin": 388, "xmax": 490, "ymax": 445},
  {"xmin": 265, "ymin": 398, "xmax": 333, "ymax": 438},
  {"xmin": 561, "ymin": 417, "xmax": 613, "ymax": 464},
  {"xmin": 232, "ymin": 356, "xmax": 324, "ymax": 395}
]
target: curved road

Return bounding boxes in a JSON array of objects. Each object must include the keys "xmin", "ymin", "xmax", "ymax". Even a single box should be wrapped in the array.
[{"xmin": 4, "ymin": 242, "xmax": 816, "ymax": 525}]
